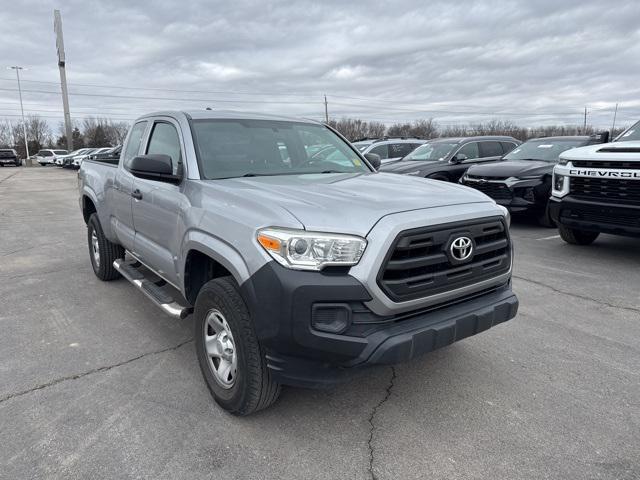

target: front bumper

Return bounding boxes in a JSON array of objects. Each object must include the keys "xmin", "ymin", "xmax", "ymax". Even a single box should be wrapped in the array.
[
  {"xmin": 550, "ymin": 196, "xmax": 640, "ymax": 237},
  {"xmin": 462, "ymin": 177, "xmax": 549, "ymax": 214},
  {"xmin": 240, "ymin": 262, "xmax": 518, "ymax": 388},
  {"xmin": 0, "ymin": 158, "xmax": 18, "ymax": 164}
]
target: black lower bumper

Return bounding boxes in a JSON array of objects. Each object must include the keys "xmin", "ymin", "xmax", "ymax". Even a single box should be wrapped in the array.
[
  {"xmin": 240, "ymin": 262, "xmax": 518, "ymax": 388},
  {"xmin": 462, "ymin": 178, "xmax": 549, "ymax": 215},
  {"xmin": 549, "ymin": 196, "xmax": 640, "ymax": 238}
]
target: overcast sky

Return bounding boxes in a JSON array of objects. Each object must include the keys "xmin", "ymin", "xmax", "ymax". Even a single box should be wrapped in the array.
[{"xmin": 1, "ymin": 0, "xmax": 639, "ymax": 132}]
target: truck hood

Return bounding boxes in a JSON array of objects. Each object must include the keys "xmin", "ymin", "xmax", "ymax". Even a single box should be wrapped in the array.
[
  {"xmin": 213, "ymin": 172, "xmax": 492, "ymax": 236},
  {"xmin": 560, "ymin": 141, "xmax": 640, "ymax": 162},
  {"xmin": 467, "ymin": 160, "xmax": 553, "ymax": 178}
]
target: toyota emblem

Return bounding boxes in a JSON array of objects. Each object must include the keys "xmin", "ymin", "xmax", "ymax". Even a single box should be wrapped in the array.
[{"xmin": 450, "ymin": 236, "xmax": 473, "ymax": 262}]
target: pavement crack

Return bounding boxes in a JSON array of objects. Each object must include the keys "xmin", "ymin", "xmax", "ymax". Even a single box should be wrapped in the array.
[
  {"xmin": 367, "ymin": 366, "xmax": 396, "ymax": 480},
  {"xmin": 513, "ymin": 275, "xmax": 640, "ymax": 314},
  {"xmin": 0, "ymin": 338, "xmax": 194, "ymax": 404},
  {"xmin": 0, "ymin": 170, "xmax": 20, "ymax": 185}
]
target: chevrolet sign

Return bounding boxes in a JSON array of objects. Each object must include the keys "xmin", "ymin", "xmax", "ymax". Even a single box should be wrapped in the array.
[{"xmin": 569, "ymin": 169, "xmax": 640, "ymax": 179}]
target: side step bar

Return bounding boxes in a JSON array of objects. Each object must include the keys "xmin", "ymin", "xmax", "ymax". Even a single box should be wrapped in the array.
[{"xmin": 113, "ymin": 259, "xmax": 193, "ymax": 319}]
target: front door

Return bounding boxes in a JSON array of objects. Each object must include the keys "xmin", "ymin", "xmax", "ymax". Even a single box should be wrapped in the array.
[{"xmin": 132, "ymin": 119, "xmax": 185, "ymax": 286}]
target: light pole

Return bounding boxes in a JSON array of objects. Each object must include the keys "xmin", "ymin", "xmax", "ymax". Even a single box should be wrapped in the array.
[{"xmin": 7, "ymin": 66, "xmax": 29, "ymax": 160}]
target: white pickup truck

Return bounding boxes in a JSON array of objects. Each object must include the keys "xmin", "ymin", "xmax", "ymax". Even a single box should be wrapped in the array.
[{"xmin": 550, "ymin": 120, "xmax": 640, "ymax": 244}]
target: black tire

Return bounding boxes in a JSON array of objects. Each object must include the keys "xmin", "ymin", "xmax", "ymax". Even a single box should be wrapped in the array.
[
  {"xmin": 537, "ymin": 201, "xmax": 556, "ymax": 228},
  {"xmin": 194, "ymin": 277, "xmax": 281, "ymax": 415},
  {"xmin": 87, "ymin": 213, "xmax": 124, "ymax": 280},
  {"xmin": 558, "ymin": 225, "xmax": 599, "ymax": 245},
  {"xmin": 15, "ymin": 161, "xmax": 20, "ymax": 167}
]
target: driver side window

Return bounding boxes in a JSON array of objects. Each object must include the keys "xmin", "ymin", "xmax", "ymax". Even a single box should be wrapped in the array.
[{"xmin": 146, "ymin": 122, "xmax": 183, "ymax": 175}]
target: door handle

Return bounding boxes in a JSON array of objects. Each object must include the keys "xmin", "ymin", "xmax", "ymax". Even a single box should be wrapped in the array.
[{"xmin": 131, "ymin": 189, "xmax": 143, "ymax": 200}]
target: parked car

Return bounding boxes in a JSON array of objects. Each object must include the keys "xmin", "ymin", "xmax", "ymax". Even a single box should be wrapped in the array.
[
  {"xmin": 79, "ymin": 110, "xmax": 518, "ymax": 415},
  {"xmin": 352, "ymin": 137, "xmax": 428, "ymax": 164},
  {"xmin": 67, "ymin": 148, "xmax": 111, "ymax": 169},
  {"xmin": 461, "ymin": 134, "xmax": 608, "ymax": 226},
  {"xmin": 35, "ymin": 149, "xmax": 68, "ymax": 166},
  {"xmin": 88, "ymin": 145, "xmax": 121, "ymax": 164},
  {"xmin": 379, "ymin": 136, "xmax": 520, "ymax": 182},
  {"xmin": 57, "ymin": 148, "xmax": 93, "ymax": 167},
  {"xmin": 550, "ymin": 121, "xmax": 640, "ymax": 244},
  {"xmin": 0, "ymin": 148, "xmax": 20, "ymax": 167}
]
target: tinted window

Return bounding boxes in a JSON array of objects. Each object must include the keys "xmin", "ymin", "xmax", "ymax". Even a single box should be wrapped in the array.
[
  {"xmin": 501, "ymin": 142, "xmax": 517, "ymax": 154},
  {"xmin": 38, "ymin": 150, "xmax": 53, "ymax": 157},
  {"xmin": 369, "ymin": 144, "xmax": 388, "ymax": 158},
  {"xmin": 388, "ymin": 143, "xmax": 417, "ymax": 158},
  {"xmin": 479, "ymin": 141, "xmax": 503, "ymax": 158},
  {"xmin": 191, "ymin": 120, "xmax": 369, "ymax": 179},
  {"xmin": 146, "ymin": 122, "xmax": 182, "ymax": 174},
  {"xmin": 405, "ymin": 142, "xmax": 458, "ymax": 161},
  {"xmin": 456, "ymin": 142, "xmax": 479, "ymax": 159},
  {"xmin": 123, "ymin": 122, "xmax": 147, "ymax": 168}
]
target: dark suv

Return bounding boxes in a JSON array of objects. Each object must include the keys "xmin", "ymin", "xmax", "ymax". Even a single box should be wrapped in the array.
[
  {"xmin": 461, "ymin": 134, "xmax": 608, "ymax": 227},
  {"xmin": 379, "ymin": 136, "xmax": 520, "ymax": 182},
  {"xmin": 0, "ymin": 149, "xmax": 20, "ymax": 167}
]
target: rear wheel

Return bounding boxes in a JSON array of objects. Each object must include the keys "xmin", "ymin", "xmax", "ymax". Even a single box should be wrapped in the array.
[
  {"xmin": 558, "ymin": 225, "xmax": 599, "ymax": 245},
  {"xmin": 87, "ymin": 213, "xmax": 124, "ymax": 280},
  {"xmin": 194, "ymin": 277, "xmax": 281, "ymax": 415}
]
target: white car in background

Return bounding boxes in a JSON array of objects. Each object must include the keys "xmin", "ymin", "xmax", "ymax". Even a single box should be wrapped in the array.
[
  {"xmin": 70, "ymin": 147, "xmax": 111, "ymax": 169},
  {"xmin": 56, "ymin": 148, "xmax": 93, "ymax": 167},
  {"xmin": 36, "ymin": 149, "xmax": 68, "ymax": 166},
  {"xmin": 351, "ymin": 137, "xmax": 428, "ymax": 165}
]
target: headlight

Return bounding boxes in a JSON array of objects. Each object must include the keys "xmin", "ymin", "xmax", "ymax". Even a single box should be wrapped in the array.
[
  {"xmin": 404, "ymin": 170, "xmax": 422, "ymax": 176},
  {"xmin": 257, "ymin": 228, "xmax": 367, "ymax": 271},
  {"xmin": 552, "ymin": 172, "xmax": 569, "ymax": 197},
  {"xmin": 558, "ymin": 158, "xmax": 568, "ymax": 166},
  {"xmin": 554, "ymin": 174, "xmax": 565, "ymax": 191}
]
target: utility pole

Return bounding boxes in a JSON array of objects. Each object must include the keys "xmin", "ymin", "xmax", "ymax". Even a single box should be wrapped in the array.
[
  {"xmin": 54, "ymin": 9, "xmax": 73, "ymax": 151},
  {"xmin": 611, "ymin": 103, "xmax": 619, "ymax": 136},
  {"xmin": 583, "ymin": 107, "xmax": 587, "ymax": 133},
  {"xmin": 324, "ymin": 95, "xmax": 329, "ymax": 123},
  {"xmin": 7, "ymin": 66, "xmax": 29, "ymax": 160}
]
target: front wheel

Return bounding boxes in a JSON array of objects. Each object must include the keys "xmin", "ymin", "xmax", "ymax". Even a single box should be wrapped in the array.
[
  {"xmin": 537, "ymin": 201, "xmax": 556, "ymax": 228},
  {"xmin": 558, "ymin": 225, "xmax": 599, "ymax": 245},
  {"xmin": 87, "ymin": 213, "xmax": 124, "ymax": 280},
  {"xmin": 194, "ymin": 277, "xmax": 281, "ymax": 415}
]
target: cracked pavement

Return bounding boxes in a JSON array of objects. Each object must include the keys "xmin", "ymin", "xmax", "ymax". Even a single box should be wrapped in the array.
[{"xmin": 1, "ymin": 167, "xmax": 639, "ymax": 479}]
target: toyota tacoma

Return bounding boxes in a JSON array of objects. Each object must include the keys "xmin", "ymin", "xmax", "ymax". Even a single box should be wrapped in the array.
[{"xmin": 78, "ymin": 110, "xmax": 518, "ymax": 415}]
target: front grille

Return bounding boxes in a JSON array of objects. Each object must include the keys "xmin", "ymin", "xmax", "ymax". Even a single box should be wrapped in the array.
[
  {"xmin": 572, "ymin": 160, "xmax": 640, "ymax": 170},
  {"xmin": 570, "ymin": 177, "xmax": 640, "ymax": 205},
  {"xmin": 562, "ymin": 209, "xmax": 640, "ymax": 229},
  {"xmin": 466, "ymin": 174, "xmax": 509, "ymax": 181},
  {"xmin": 462, "ymin": 180, "xmax": 513, "ymax": 200},
  {"xmin": 378, "ymin": 217, "xmax": 511, "ymax": 302}
]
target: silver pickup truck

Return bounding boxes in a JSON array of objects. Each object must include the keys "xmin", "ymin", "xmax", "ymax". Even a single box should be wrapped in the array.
[{"xmin": 79, "ymin": 110, "xmax": 518, "ymax": 415}]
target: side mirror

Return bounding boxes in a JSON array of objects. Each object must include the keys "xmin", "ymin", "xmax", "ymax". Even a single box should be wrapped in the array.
[
  {"xmin": 129, "ymin": 154, "xmax": 181, "ymax": 183},
  {"xmin": 451, "ymin": 153, "xmax": 467, "ymax": 164},
  {"xmin": 364, "ymin": 153, "xmax": 381, "ymax": 170}
]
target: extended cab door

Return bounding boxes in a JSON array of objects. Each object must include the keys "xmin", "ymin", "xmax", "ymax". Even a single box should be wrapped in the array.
[
  {"xmin": 131, "ymin": 118, "xmax": 186, "ymax": 286},
  {"xmin": 109, "ymin": 120, "xmax": 148, "ymax": 250}
]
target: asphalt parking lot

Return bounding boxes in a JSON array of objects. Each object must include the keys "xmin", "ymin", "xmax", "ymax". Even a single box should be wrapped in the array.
[{"xmin": 1, "ymin": 166, "xmax": 638, "ymax": 480}]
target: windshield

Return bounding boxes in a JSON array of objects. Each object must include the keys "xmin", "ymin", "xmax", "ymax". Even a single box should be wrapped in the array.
[
  {"xmin": 403, "ymin": 142, "xmax": 458, "ymax": 161},
  {"xmin": 38, "ymin": 150, "xmax": 53, "ymax": 157},
  {"xmin": 54, "ymin": 150, "xmax": 68, "ymax": 155},
  {"xmin": 192, "ymin": 119, "xmax": 371, "ymax": 179},
  {"xmin": 616, "ymin": 120, "xmax": 640, "ymax": 142},
  {"xmin": 504, "ymin": 139, "xmax": 586, "ymax": 162}
]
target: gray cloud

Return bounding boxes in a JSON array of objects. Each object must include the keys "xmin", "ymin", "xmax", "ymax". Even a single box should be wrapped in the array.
[{"xmin": 0, "ymin": 0, "xmax": 639, "ymax": 132}]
